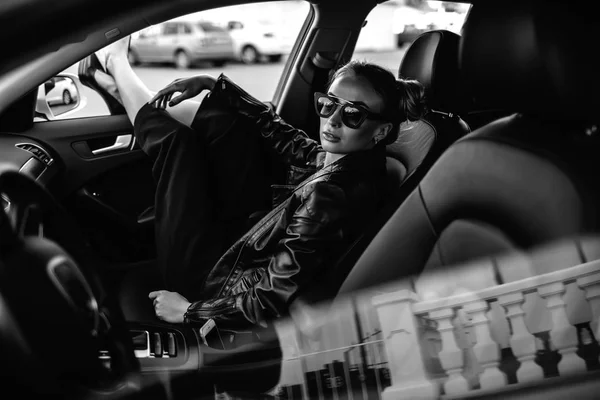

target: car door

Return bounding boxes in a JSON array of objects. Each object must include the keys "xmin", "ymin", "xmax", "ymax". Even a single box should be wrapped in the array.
[
  {"xmin": 155, "ymin": 22, "xmax": 179, "ymax": 61},
  {"xmin": 0, "ymin": 110, "xmax": 155, "ymax": 275},
  {"xmin": 29, "ymin": 88, "xmax": 157, "ymax": 265},
  {"xmin": 132, "ymin": 26, "xmax": 162, "ymax": 63},
  {"xmin": 177, "ymin": 22, "xmax": 197, "ymax": 55}
]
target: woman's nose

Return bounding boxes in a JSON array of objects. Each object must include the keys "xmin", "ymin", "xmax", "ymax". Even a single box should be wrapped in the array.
[{"xmin": 327, "ymin": 106, "xmax": 343, "ymax": 127}]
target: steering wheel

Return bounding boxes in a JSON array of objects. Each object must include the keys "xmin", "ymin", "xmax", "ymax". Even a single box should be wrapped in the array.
[{"xmin": 0, "ymin": 166, "xmax": 141, "ymax": 398}]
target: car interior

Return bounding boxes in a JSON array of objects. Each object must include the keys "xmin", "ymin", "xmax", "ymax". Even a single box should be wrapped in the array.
[{"xmin": 1, "ymin": 0, "xmax": 599, "ymax": 399}]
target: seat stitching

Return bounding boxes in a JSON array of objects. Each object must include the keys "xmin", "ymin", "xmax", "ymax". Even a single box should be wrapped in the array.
[{"xmin": 418, "ymin": 183, "xmax": 444, "ymax": 265}]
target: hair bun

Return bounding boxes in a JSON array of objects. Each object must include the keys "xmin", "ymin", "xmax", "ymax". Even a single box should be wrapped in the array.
[{"xmin": 397, "ymin": 79, "xmax": 428, "ymax": 121}]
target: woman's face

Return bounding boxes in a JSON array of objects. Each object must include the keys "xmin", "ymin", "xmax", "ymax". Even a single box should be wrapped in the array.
[{"xmin": 318, "ymin": 73, "xmax": 390, "ymax": 155}]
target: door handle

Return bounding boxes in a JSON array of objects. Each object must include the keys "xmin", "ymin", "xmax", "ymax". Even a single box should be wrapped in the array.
[{"xmin": 91, "ymin": 134, "xmax": 133, "ymax": 155}]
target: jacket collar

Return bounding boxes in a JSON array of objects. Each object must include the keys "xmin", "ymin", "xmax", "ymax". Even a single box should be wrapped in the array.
[{"xmin": 317, "ymin": 145, "xmax": 387, "ymax": 175}]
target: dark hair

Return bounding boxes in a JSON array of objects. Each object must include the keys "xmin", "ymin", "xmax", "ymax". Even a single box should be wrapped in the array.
[
  {"xmin": 328, "ymin": 60, "xmax": 428, "ymax": 145},
  {"xmin": 397, "ymin": 79, "xmax": 429, "ymax": 122}
]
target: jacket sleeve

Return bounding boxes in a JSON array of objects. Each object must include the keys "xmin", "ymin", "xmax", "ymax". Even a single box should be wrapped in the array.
[
  {"xmin": 184, "ymin": 180, "xmax": 347, "ymax": 329},
  {"xmin": 204, "ymin": 73, "xmax": 323, "ymax": 168}
]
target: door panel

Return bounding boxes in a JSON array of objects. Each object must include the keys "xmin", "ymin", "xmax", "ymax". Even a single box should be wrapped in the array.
[
  {"xmin": 25, "ymin": 115, "xmax": 142, "ymax": 196},
  {"xmin": 22, "ymin": 114, "xmax": 157, "ymax": 263}
]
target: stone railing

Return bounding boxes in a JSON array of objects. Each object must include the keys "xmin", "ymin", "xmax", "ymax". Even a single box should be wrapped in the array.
[{"xmin": 373, "ymin": 259, "xmax": 600, "ymax": 399}]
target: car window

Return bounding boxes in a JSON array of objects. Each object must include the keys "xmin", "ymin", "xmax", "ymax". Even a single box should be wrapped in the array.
[
  {"xmin": 37, "ymin": 0, "xmax": 310, "ymax": 123},
  {"xmin": 228, "ymin": 20, "xmax": 244, "ymax": 30},
  {"xmin": 138, "ymin": 25, "xmax": 159, "ymax": 39},
  {"xmin": 181, "ymin": 23, "xmax": 192, "ymax": 34},
  {"xmin": 197, "ymin": 21, "xmax": 226, "ymax": 33},
  {"xmin": 352, "ymin": 0, "xmax": 471, "ymax": 73},
  {"xmin": 163, "ymin": 23, "xmax": 178, "ymax": 36}
]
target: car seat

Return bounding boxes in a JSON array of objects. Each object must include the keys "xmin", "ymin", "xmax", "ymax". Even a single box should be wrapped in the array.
[
  {"xmin": 337, "ymin": 1, "xmax": 600, "ymax": 296},
  {"xmin": 385, "ymin": 29, "xmax": 471, "ymax": 191}
]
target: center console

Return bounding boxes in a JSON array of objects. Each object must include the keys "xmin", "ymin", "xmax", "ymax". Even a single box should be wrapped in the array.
[
  {"xmin": 125, "ymin": 321, "xmax": 283, "ymax": 394},
  {"xmin": 127, "ymin": 322, "xmax": 200, "ymax": 372}
]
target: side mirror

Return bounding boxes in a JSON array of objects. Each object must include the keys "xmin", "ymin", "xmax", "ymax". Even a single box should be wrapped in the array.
[{"xmin": 35, "ymin": 74, "xmax": 86, "ymax": 121}]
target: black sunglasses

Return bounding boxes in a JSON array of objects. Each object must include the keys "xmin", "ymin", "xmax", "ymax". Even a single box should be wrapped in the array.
[{"xmin": 313, "ymin": 92, "xmax": 386, "ymax": 129}]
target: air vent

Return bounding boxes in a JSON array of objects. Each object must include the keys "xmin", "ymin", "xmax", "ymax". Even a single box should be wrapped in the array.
[
  {"xmin": 15, "ymin": 143, "xmax": 54, "ymax": 166},
  {"xmin": 1, "ymin": 194, "xmax": 9, "ymax": 212}
]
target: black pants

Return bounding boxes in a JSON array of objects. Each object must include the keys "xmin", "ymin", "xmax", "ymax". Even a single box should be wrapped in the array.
[{"xmin": 121, "ymin": 102, "xmax": 276, "ymax": 311}]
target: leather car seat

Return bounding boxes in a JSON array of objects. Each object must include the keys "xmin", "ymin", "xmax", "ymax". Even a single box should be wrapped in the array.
[
  {"xmin": 338, "ymin": 1, "xmax": 600, "ymax": 295},
  {"xmin": 385, "ymin": 29, "xmax": 471, "ymax": 189}
]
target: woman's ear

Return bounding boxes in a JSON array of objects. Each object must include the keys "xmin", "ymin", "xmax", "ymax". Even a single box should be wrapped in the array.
[{"xmin": 374, "ymin": 122, "xmax": 393, "ymax": 143}]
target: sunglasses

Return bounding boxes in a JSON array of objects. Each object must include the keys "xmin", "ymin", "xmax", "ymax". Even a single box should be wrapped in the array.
[{"xmin": 313, "ymin": 92, "xmax": 386, "ymax": 129}]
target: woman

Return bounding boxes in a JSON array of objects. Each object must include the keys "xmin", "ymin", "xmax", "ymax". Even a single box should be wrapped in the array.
[{"xmin": 86, "ymin": 36, "xmax": 427, "ymax": 330}]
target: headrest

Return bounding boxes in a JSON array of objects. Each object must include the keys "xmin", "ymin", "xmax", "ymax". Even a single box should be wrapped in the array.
[
  {"xmin": 387, "ymin": 119, "xmax": 436, "ymax": 176},
  {"xmin": 460, "ymin": 1, "xmax": 600, "ymax": 121},
  {"xmin": 399, "ymin": 30, "xmax": 471, "ymax": 113}
]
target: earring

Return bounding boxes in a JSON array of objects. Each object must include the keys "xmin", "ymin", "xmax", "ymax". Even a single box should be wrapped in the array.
[{"xmin": 373, "ymin": 137, "xmax": 379, "ymax": 144}]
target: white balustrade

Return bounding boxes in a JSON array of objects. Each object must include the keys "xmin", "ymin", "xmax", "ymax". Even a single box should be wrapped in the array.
[
  {"xmin": 452, "ymin": 309, "xmax": 481, "ymax": 388},
  {"xmin": 373, "ymin": 260, "xmax": 600, "ymax": 399},
  {"xmin": 577, "ymin": 272, "xmax": 600, "ymax": 342},
  {"xmin": 428, "ymin": 308, "xmax": 470, "ymax": 396},
  {"xmin": 498, "ymin": 292, "xmax": 545, "ymax": 383},
  {"xmin": 538, "ymin": 282, "xmax": 587, "ymax": 375},
  {"xmin": 462, "ymin": 300, "xmax": 507, "ymax": 390},
  {"xmin": 373, "ymin": 290, "xmax": 440, "ymax": 400}
]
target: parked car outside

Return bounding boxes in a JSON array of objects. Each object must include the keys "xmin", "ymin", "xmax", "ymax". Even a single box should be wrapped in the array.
[
  {"xmin": 128, "ymin": 19, "xmax": 236, "ymax": 68},
  {"xmin": 392, "ymin": 1, "xmax": 469, "ymax": 46},
  {"xmin": 45, "ymin": 76, "xmax": 78, "ymax": 105},
  {"xmin": 225, "ymin": 19, "xmax": 294, "ymax": 64}
]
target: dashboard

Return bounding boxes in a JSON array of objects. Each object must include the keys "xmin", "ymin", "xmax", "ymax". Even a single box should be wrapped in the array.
[{"xmin": 0, "ymin": 133, "xmax": 59, "ymax": 186}]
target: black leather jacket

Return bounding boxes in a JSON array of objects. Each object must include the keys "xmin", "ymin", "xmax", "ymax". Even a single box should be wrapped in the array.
[{"xmin": 184, "ymin": 74, "xmax": 388, "ymax": 328}]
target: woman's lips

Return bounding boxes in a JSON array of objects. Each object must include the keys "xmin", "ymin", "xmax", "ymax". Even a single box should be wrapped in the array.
[{"xmin": 322, "ymin": 131, "xmax": 340, "ymax": 142}]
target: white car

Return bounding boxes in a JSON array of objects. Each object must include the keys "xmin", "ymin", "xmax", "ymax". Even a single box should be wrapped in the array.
[
  {"xmin": 225, "ymin": 19, "xmax": 294, "ymax": 64},
  {"xmin": 392, "ymin": 3, "xmax": 470, "ymax": 46},
  {"xmin": 129, "ymin": 20, "xmax": 236, "ymax": 69},
  {"xmin": 45, "ymin": 76, "xmax": 78, "ymax": 105}
]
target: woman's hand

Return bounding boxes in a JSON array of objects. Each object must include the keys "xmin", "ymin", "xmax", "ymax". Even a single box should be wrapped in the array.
[
  {"xmin": 148, "ymin": 290, "xmax": 191, "ymax": 324},
  {"xmin": 148, "ymin": 75, "xmax": 217, "ymax": 109}
]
